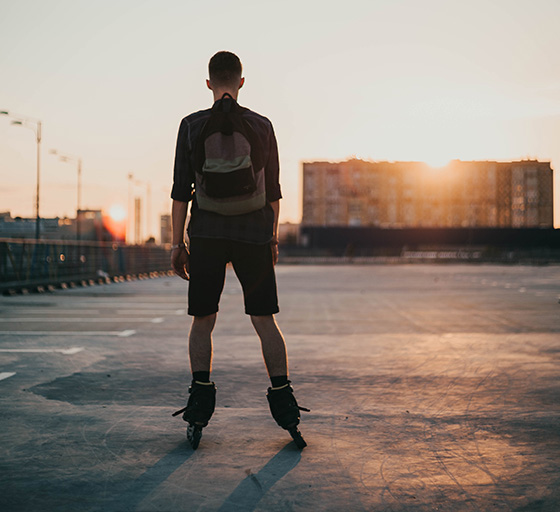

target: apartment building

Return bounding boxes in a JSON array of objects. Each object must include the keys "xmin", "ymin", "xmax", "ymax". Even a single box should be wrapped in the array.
[{"xmin": 302, "ymin": 159, "xmax": 553, "ymax": 228}]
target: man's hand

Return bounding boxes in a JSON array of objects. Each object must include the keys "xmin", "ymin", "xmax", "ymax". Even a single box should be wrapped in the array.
[
  {"xmin": 271, "ymin": 238, "xmax": 279, "ymax": 266},
  {"xmin": 171, "ymin": 246, "xmax": 190, "ymax": 280}
]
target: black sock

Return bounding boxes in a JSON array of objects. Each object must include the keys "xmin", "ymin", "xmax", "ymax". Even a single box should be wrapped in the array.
[
  {"xmin": 193, "ymin": 371, "xmax": 210, "ymax": 383},
  {"xmin": 270, "ymin": 375, "xmax": 289, "ymax": 388}
]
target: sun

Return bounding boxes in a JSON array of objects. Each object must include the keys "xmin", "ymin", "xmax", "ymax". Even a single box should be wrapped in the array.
[
  {"xmin": 109, "ymin": 204, "xmax": 126, "ymax": 222},
  {"xmin": 425, "ymin": 157, "xmax": 452, "ymax": 169}
]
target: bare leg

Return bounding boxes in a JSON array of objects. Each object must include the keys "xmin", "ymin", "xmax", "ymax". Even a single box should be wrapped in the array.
[
  {"xmin": 189, "ymin": 314, "xmax": 217, "ymax": 373},
  {"xmin": 250, "ymin": 315, "xmax": 288, "ymax": 378}
]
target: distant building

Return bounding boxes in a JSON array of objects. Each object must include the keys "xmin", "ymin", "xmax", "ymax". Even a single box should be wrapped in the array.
[
  {"xmin": 278, "ymin": 222, "xmax": 300, "ymax": 245},
  {"xmin": 0, "ymin": 213, "xmax": 68, "ymax": 239},
  {"xmin": 0, "ymin": 210, "xmax": 124, "ymax": 242},
  {"xmin": 302, "ymin": 159, "xmax": 554, "ymax": 228},
  {"xmin": 160, "ymin": 214, "xmax": 172, "ymax": 245}
]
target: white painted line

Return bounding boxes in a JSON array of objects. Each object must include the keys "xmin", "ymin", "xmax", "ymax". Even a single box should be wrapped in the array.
[
  {"xmin": 0, "ymin": 372, "xmax": 16, "ymax": 381},
  {"xmin": 151, "ymin": 317, "xmax": 164, "ymax": 324},
  {"xmin": 118, "ymin": 330, "xmax": 136, "ymax": 337},
  {"xmin": 0, "ymin": 330, "xmax": 135, "ymax": 337},
  {"xmin": 0, "ymin": 348, "xmax": 84, "ymax": 355},
  {"xmin": 61, "ymin": 347, "xmax": 85, "ymax": 354},
  {"xmin": 0, "ymin": 318, "xmax": 162, "ymax": 323},
  {"xmin": 3, "ymin": 305, "xmax": 179, "ymax": 312},
  {"xmin": 22, "ymin": 302, "xmax": 182, "ymax": 308},
  {"xmin": 519, "ymin": 287, "xmax": 526, "ymax": 293},
  {"xmin": 116, "ymin": 310, "xmax": 171, "ymax": 315},
  {"xmin": 1, "ymin": 309, "xmax": 101, "ymax": 315},
  {"xmin": 175, "ymin": 309, "xmax": 186, "ymax": 315}
]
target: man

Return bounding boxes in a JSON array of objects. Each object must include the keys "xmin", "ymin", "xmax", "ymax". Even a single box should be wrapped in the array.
[{"xmin": 170, "ymin": 51, "xmax": 307, "ymax": 449}]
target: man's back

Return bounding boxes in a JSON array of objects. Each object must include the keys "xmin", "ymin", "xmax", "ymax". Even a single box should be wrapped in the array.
[{"xmin": 171, "ymin": 99, "xmax": 282, "ymax": 244}]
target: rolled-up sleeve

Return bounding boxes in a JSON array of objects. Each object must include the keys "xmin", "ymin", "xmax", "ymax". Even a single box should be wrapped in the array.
[
  {"xmin": 171, "ymin": 118, "xmax": 194, "ymax": 202},
  {"xmin": 265, "ymin": 124, "xmax": 282, "ymax": 202}
]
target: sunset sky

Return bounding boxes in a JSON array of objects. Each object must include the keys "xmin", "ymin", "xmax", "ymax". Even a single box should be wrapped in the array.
[{"xmin": 1, "ymin": 0, "xmax": 560, "ymax": 239}]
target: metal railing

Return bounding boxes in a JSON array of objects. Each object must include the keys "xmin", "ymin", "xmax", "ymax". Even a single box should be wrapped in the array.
[{"xmin": 0, "ymin": 238, "xmax": 171, "ymax": 292}]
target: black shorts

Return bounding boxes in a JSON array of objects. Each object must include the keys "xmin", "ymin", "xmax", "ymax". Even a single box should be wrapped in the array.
[{"xmin": 187, "ymin": 237, "xmax": 279, "ymax": 317}]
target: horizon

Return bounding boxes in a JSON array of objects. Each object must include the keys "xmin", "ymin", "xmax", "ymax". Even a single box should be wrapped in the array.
[{"xmin": 1, "ymin": 0, "xmax": 559, "ymax": 237}]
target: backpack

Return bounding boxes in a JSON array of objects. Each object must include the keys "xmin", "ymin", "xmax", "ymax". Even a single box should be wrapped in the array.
[{"xmin": 193, "ymin": 93, "xmax": 266, "ymax": 215}]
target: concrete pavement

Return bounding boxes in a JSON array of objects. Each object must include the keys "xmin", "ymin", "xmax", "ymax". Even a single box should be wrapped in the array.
[{"xmin": 0, "ymin": 264, "xmax": 559, "ymax": 511}]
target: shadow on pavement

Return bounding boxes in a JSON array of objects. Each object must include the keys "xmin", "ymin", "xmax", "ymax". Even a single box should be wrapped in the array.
[
  {"xmin": 217, "ymin": 442, "xmax": 302, "ymax": 512},
  {"xmin": 97, "ymin": 442, "xmax": 195, "ymax": 512}
]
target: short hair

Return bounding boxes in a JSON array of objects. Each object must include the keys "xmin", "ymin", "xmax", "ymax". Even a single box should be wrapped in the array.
[{"xmin": 208, "ymin": 51, "xmax": 242, "ymax": 87}]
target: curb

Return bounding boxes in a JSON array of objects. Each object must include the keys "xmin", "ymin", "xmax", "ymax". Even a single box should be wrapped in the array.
[{"xmin": 1, "ymin": 270, "xmax": 175, "ymax": 296}]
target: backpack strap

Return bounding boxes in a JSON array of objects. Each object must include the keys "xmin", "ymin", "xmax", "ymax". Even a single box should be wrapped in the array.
[
  {"xmin": 214, "ymin": 92, "xmax": 235, "ymax": 111},
  {"xmin": 210, "ymin": 92, "xmax": 237, "ymax": 134}
]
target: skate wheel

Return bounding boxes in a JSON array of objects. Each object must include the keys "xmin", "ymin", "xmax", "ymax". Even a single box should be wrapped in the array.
[
  {"xmin": 187, "ymin": 424, "xmax": 202, "ymax": 450},
  {"xmin": 289, "ymin": 427, "xmax": 307, "ymax": 449}
]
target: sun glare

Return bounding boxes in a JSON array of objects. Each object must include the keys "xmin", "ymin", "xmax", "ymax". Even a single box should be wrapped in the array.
[
  {"xmin": 425, "ymin": 157, "xmax": 451, "ymax": 169},
  {"xmin": 109, "ymin": 204, "xmax": 126, "ymax": 222}
]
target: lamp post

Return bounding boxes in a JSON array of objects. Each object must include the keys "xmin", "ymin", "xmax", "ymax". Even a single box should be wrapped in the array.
[
  {"xmin": 1, "ymin": 110, "xmax": 42, "ymax": 240},
  {"xmin": 49, "ymin": 149, "xmax": 83, "ymax": 241},
  {"xmin": 128, "ymin": 173, "xmax": 133, "ymax": 244}
]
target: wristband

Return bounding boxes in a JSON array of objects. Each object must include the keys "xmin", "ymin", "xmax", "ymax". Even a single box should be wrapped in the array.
[{"xmin": 171, "ymin": 242, "xmax": 186, "ymax": 250}]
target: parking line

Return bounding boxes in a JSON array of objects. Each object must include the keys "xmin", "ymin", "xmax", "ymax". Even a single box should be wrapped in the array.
[
  {"xmin": 116, "ymin": 310, "xmax": 172, "ymax": 315},
  {"xmin": 1, "ymin": 309, "xmax": 101, "ymax": 315},
  {"xmin": 118, "ymin": 330, "xmax": 136, "ymax": 337},
  {"xmin": 0, "ymin": 372, "xmax": 16, "ymax": 381},
  {"xmin": 14, "ymin": 302, "xmax": 181, "ymax": 308},
  {"xmin": 0, "ymin": 348, "xmax": 84, "ymax": 355},
  {"xmin": 0, "ymin": 330, "xmax": 136, "ymax": 337},
  {"xmin": 0, "ymin": 318, "xmax": 161, "ymax": 323}
]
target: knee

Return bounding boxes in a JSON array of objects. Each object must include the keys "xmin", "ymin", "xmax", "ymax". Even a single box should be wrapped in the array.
[
  {"xmin": 250, "ymin": 314, "xmax": 275, "ymax": 330},
  {"xmin": 192, "ymin": 313, "xmax": 217, "ymax": 333}
]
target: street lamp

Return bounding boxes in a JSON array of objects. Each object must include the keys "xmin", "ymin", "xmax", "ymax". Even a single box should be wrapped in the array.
[
  {"xmin": 1, "ymin": 110, "xmax": 42, "ymax": 240},
  {"xmin": 49, "ymin": 149, "xmax": 83, "ymax": 241},
  {"xmin": 128, "ymin": 173, "xmax": 134, "ymax": 244}
]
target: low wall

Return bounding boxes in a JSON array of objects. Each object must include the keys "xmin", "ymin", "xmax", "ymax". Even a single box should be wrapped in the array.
[
  {"xmin": 299, "ymin": 226, "xmax": 560, "ymax": 256},
  {"xmin": 0, "ymin": 238, "xmax": 171, "ymax": 293}
]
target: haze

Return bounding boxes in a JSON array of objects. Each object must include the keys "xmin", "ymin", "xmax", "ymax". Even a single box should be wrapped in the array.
[{"xmin": 1, "ymin": 0, "xmax": 559, "ymax": 238}]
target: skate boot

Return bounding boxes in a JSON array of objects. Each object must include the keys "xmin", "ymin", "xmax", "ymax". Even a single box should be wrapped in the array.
[
  {"xmin": 173, "ymin": 381, "xmax": 216, "ymax": 449},
  {"xmin": 266, "ymin": 382, "xmax": 310, "ymax": 449}
]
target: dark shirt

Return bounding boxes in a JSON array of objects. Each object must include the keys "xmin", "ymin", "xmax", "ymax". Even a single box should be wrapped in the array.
[{"xmin": 171, "ymin": 98, "xmax": 282, "ymax": 244}]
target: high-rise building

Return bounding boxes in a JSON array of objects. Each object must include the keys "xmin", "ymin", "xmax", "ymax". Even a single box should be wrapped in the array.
[
  {"xmin": 134, "ymin": 197, "xmax": 142, "ymax": 243},
  {"xmin": 302, "ymin": 159, "xmax": 553, "ymax": 228},
  {"xmin": 160, "ymin": 214, "xmax": 172, "ymax": 245}
]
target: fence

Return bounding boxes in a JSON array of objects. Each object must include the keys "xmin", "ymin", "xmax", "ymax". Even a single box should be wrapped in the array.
[{"xmin": 0, "ymin": 238, "xmax": 171, "ymax": 293}]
